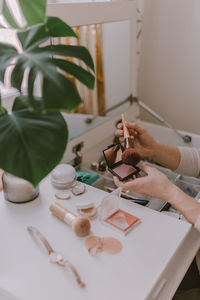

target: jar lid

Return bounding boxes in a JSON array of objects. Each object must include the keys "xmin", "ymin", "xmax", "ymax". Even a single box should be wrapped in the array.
[
  {"xmin": 51, "ymin": 164, "xmax": 76, "ymax": 187},
  {"xmin": 76, "ymin": 200, "xmax": 94, "ymax": 209}
]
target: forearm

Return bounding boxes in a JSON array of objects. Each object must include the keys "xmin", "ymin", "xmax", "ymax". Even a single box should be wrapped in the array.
[
  {"xmin": 151, "ymin": 141, "xmax": 180, "ymax": 171},
  {"xmin": 163, "ymin": 184, "xmax": 200, "ymax": 225}
]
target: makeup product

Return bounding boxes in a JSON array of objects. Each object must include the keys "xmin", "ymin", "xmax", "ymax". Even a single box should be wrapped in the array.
[
  {"xmin": 104, "ymin": 186, "xmax": 149, "ymax": 206},
  {"xmin": 28, "ymin": 226, "xmax": 85, "ymax": 288},
  {"xmin": 49, "ymin": 202, "xmax": 91, "ymax": 237},
  {"xmin": 51, "ymin": 164, "xmax": 76, "ymax": 189},
  {"xmin": 100, "ymin": 188, "xmax": 140, "ymax": 235},
  {"xmin": 85, "ymin": 235, "xmax": 122, "ymax": 256},
  {"xmin": 2, "ymin": 172, "xmax": 39, "ymax": 203},
  {"xmin": 103, "ymin": 144, "xmax": 121, "ymax": 167},
  {"xmin": 76, "ymin": 201, "xmax": 97, "ymax": 219},
  {"xmin": 55, "ymin": 192, "xmax": 71, "ymax": 200},
  {"xmin": 103, "ymin": 143, "xmax": 141, "ymax": 181},
  {"xmin": 76, "ymin": 170, "xmax": 99, "ymax": 185},
  {"xmin": 90, "ymin": 162, "xmax": 99, "ymax": 171},
  {"xmin": 98, "ymin": 160, "xmax": 107, "ymax": 172},
  {"xmin": 72, "ymin": 182, "xmax": 85, "ymax": 195},
  {"xmin": 121, "ymin": 114, "xmax": 141, "ymax": 166}
]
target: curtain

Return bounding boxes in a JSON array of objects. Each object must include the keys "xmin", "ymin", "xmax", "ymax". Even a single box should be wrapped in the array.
[{"xmin": 57, "ymin": 24, "xmax": 105, "ymax": 116}]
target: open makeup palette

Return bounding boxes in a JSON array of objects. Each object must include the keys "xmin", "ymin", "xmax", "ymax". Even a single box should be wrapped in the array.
[
  {"xmin": 99, "ymin": 188, "xmax": 140, "ymax": 234},
  {"xmin": 103, "ymin": 143, "xmax": 142, "ymax": 181}
]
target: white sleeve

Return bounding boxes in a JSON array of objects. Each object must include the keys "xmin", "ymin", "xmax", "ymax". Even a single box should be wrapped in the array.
[
  {"xmin": 194, "ymin": 216, "xmax": 200, "ymax": 232},
  {"xmin": 175, "ymin": 147, "xmax": 200, "ymax": 177}
]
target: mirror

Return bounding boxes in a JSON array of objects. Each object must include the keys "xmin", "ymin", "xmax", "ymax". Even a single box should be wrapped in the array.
[
  {"xmin": 0, "ymin": 20, "xmax": 132, "ymax": 141},
  {"xmin": 61, "ymin": 20, "xmax": 132, "ymax": 140}
]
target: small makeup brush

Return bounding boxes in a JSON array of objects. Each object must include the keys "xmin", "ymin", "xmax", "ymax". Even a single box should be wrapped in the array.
[{"xmin": 121, "ymin": 114, "xmax": 141, "ymax": 166}]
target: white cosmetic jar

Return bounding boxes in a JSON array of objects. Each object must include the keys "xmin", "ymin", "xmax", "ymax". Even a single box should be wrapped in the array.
[{"xmin": 51, "ymin": 164, "xmax": 76, "ymax": 189}]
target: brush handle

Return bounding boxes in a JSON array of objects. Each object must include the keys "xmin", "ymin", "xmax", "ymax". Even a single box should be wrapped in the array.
[
  {"xmin": 49, "ymin": 203, "xmax": 76, "ymax": 227},
  {"xmin": 124, "ymin": 137, "xmax": 134, "ymax": 149},
  {"xmin": 121, "ymin": 114, "xmax": 130, "ymax": 138}
]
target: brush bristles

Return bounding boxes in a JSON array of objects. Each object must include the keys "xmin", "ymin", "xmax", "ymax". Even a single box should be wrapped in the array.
[
  {"xmin": 121, "ymin": 148, "xmax": 141, "ymax": 166},
  {"xmin": 72, "ymin": 216, "xmax": 91, "ymax": 237}
]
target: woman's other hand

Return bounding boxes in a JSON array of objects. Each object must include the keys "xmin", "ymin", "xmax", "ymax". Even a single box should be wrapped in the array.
[
  {"xmin": 114, "ymin": 164, "xmax": 200, "ymax": 226},
  {"xmin": 113, "ymin": 164, "xmax": 175, "ymax": 201}
]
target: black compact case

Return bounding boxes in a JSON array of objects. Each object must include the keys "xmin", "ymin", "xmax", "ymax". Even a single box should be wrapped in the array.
[{"xmin": 102, "ymin": 143, "xmax": 141, "ymax": 181}]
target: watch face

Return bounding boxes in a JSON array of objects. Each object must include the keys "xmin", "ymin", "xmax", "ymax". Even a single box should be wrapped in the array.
[{"xmin": 49, "ymin": 252, "xmax": 63, "ymax": 264}]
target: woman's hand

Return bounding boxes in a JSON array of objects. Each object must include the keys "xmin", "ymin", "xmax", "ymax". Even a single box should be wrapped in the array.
[
  {"xmin": 113, "ymin": 164, "xmax": 175, "ymax": 201},
  {"xmin": 115, "ymin": 122, "xmax": 158, "ymax": 159},
  {"xmin": 114, "ymin": 164, "xmax": 200, "ymax": 226},
  {"xmin": 115, "ymin": 122, "xmax": 180, "ymax": 170}
]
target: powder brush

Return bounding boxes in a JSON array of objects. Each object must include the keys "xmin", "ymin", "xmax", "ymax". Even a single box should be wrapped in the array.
[
  {"xmin": 49, "ymin": 202, "xmax": 91, "ymax": 237},
  {"xmin": 121, "ymin": 114, "xmax": 141, "ymax": 166}
]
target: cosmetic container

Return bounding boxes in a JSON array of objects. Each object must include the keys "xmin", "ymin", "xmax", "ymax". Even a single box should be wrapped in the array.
[
  {"xmin": 102, "ymin": 143, "xmax": 140, "ymax": 181},
  {"xmin": 76, "ymin": 200, "xmax": 97, "ymax": 219},
  {"xmin": 99, "ymin": 188, "xmax": 139, "ymax": 235},
  {"xmin": 2, "ymin": 173, "xmax": 39, "ymax": 203},
  {"xmin": 51, "ymin": 164, "xmax": 76, "ymax": 189}
]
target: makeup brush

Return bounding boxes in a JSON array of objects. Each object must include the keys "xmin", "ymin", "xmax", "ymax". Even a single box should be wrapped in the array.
[
  {"xmin": 121, "ymin": 114, "xmax": 141, "ymax": 166},
  {"xmin": 49, "ymin": 202, "xmax": 91, "ymax": 237}
]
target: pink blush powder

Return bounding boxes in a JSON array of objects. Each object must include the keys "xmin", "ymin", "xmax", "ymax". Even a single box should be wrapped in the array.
[
  {"xmin": 101, "ymin": 237, "xmax": 122, "ymax": 254},
  {"xmin": 85, "ymin": 236, "xmax": 122, "ymax": 256},
  {"xmin": 105, "ymin": 209, "xmax": 139, "ymax": 232},
  {"xmin": 112, "ymin": 164, "xmax": 136, "ymax": 178}
]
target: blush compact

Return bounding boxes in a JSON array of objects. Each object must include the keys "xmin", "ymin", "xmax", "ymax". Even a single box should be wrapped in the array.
[
  {"xmin": 102, "ymin": 143, "xmax": 141, "ymax": 181},
  {"xmin": 99, "ymin": 188, "xmax": 140, "ymax": 235}
]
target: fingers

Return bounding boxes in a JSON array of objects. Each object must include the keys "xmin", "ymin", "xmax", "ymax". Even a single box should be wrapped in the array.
[
  {"xmin": 137, "ymin": 164, "xmax": 154, "ymax": 174},
  {"xmin": 116, "ymin": 122, "xmax": 146, "ymax": 136},
  {"xmin": 113, "ymin": 175, "xmax": 143, "ymax": 192},
  {"xmin": 113, "ymin": 176, "xmax": 121, "ymax": 186},
  {"xmin": 115, "ymin": 128, "xmax": 123, "ymax": 137}
]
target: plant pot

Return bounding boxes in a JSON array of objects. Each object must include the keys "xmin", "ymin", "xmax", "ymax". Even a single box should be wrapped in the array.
[{"xmin": 2, "ymin": 173, "xmax": 39, "ymax": 203}]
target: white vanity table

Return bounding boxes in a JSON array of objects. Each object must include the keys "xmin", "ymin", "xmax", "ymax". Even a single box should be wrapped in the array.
[
  {"xmin": 0, "ymin": 172, "xmax": 199, "ymax": 300},
  {"xmin": 1, "ymin": 102, "xmax": 200, "ymax": 299}
]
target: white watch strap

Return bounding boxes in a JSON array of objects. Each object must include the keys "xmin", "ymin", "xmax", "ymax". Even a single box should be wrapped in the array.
[{"xmin": 27, "ymin": 226, "xmax": 85, "ymax": 287}]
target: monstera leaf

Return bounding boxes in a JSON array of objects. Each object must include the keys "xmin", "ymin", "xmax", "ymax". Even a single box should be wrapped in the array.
[
  {"xmin": 0, "ymin": 97, "xmax": 68, "ymax": 186},
  {"xmin": 0, "ymin": 0, "xmax": 95, "ymax": 185},
  {"xmin": 2, "ymin": 0, "xmax": 46, "ymax": 28},
  {"xmin": 0, "ymin": 17, "xmax": 95, "ymax": 112}
]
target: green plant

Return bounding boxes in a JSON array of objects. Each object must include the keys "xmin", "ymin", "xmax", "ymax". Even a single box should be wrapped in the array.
[{"xmin": 0, "ymin": 0, "xmax": 95, "ymax": 186}]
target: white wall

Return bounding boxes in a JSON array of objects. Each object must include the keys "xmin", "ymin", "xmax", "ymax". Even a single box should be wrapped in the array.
[{"xmin": 138, "ymin": 0, "xmax": 200, "ymax": 134}]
